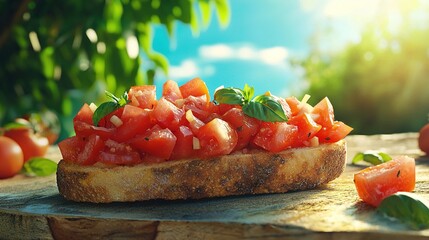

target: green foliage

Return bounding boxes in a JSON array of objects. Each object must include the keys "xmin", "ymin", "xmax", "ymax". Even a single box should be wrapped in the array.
[
  {"xmin": 0, "ymin": 0, "xmax": 230, "ymax": 139},
  {"xmin": 296, "ymin": 5, "xmax": 429, "ymax": 134}
]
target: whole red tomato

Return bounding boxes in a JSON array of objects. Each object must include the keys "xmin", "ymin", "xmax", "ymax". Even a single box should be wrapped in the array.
[
  {"xmin": 4, "ymin": 121, "xmax": 49, "ymax": 162},
  {"xmin": 418, "ymin": 123, "xmax": 429, "ymax": 155},
  {"xmin": 0, "ymin": 136, "xmax": 24, "ymax": 179}
]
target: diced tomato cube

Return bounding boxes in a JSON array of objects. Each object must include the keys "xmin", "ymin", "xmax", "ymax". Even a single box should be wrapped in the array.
[
  {"xmin": 58, "ymin": 136, "xmax": 84, "ymax": 163},
  {"xmin": 77, "ymin": 134, "xmax": 105, "ymax": 165},
  {"xmin": 179, "ymin": 78, "xmax": 210, "ymax": 101},
  {"xmin": 287, "ymin": 113, "xmax": 322, "ymax": 146},
  {"xmin": 73, "ymin": 103, "xmax": 94, "ymax": 125},
  {"xmin": 317, "ymin": 121, "xmax": 353, "ymax": 143},
  {"xmin": 196, "ymin": 118, "xmax": 237, "ymax": 158},
  {"xmin": 182, "ymin": 95, "xmax": 212, "ymax": 121},
  {"xmin": 162, "ymin": 80, "xmax": 183, "ymax": 103},
  {"xmin": 129, "ymin": 126, "xmax": 177, "ymax": 160},
  {"xmin": 221, "ymin": 108, "xmax": 260, "ymax": 151},
  {"xmin": 128, "ymin": 85, "xmax": 157, "ymax": 109},
  {"xmin": 153, "ymin": 97, "xmax": 185, "ymax": 131},
  {"xmin": 171, "ymin": 126, "xmax": 195, "ymax": 160},
  {"xmin": 312, "ymin": 97, "xmax": 334, "ymax": 128},
  {"xmin": 111, "ymin": 109, "xmax": 154, "ymax": 142},
  {"xmin": 253, "ymin": 122, "xmax": 298, "ymax": 152},
  {"xmin": 74, "ymin": 121, "xmax": 115, "ymax": 139},
  {"xmin": 354, "ymin": 156, "xmax": 415, "ymax": 207}
]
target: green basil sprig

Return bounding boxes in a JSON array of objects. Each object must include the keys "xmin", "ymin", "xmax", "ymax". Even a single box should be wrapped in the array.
[
  {"xmin": 93, "ymin": 91, "xmax": 129, "ymax": 126},
  {"xmin": 352, "ymin": 151, "xmax": 392, "ymax": 165},
  {"xmin": 21, "ymin": 157, "xmax": 57, "ymax": 177},
  {"xmin": 378, "ymin": 192, "xmax": 429, "ymax": 230},
  {"xmin": 214, "ymin": 84, "xmax": 287, "ymax": 122}
]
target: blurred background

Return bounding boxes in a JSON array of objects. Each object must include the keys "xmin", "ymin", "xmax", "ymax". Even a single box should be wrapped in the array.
[{"xmin": 1, "ymin": 0, "xmax": 429, "ymax": 142}]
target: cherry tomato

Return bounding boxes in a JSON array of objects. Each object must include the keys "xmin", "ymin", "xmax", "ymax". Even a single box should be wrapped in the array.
[
  {"xmin": 418, "ymin": 123, "xmax": 429, "ymax": 155},
  {"xmin": 0, "ymin": 136, "xmax": 24, "ymax": 179},
  {"xmin": 354, "ymin": 156, "xmax": 415, "ymax": 207},
  {"xmin": 4, "ymin": 123, "xmax": 49, "ymax": 162}
]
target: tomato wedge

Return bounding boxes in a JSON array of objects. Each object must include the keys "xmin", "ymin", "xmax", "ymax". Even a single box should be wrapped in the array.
[
  {"xmin": 317, "ymin": 121, "xmax": 353, "ymax": 144},
  {"xmin": 354, "ymin": 155, "xmax": 415, "ymax": 207},
  {"xmin": 253, "ymin": 122, "xmax": 298, "ymax": 152}
]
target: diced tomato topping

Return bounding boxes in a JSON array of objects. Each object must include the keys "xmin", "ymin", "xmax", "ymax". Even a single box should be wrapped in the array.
[
  {"xmin": 179, "ymin": 77, "xmax": 210, "ymax": 102},
  {"xmin": 111, "ymin": 109, "xmax": 153, "ymax": 142},
  {"xmin": 221, "ymin": 108, "xmax": 260, "ymax": 151},
  {"xmin": 196, "ymin": 118, "xmax": 237, "ymax": 158},
  {"xmin": 64, "ymin": 78, "xmax": 352, "ymax": 165},
  {"xmin": 162, "ymin": 80, "xmax": 183, "ymax": 103},
  {"xmin": 171, "ymin": 126, "xmax": 195, "ymax": 160},
  {"xmin": 312, "ymin": 97, "xmax": 334, "ymax": 128},
  {"xmin": 129, "ymin": 125, "xmax": 177, "ymax": 160},
  {"xmin": 128, "ymin": 85, "xmax": 157, "ymax": 109},
  {"xmin": 317, "ymin": 121, "xmax": 353, "ymax": 143},
  {"xmin": 97, "ymin": 140, "xmax": 142, "ymax": 165},
  {"xmin": 253, "ymin": 122, "xmax": 298, "ymax": 152},
  {"xmin": 354, "ymin": 156, "xmax": 415, "ymax": 207},
  {"xmin": 152, "ymin": 97, "xmax": 185, "ymax": 131},
  {"xmin": 73, "ymin": 103, "xmax": 94, "ymax": 125},
  {"xmin": 287, "ymin": 113, "xmax": 322, "ymax": 146},
  {"xmin": 58, "ymin": 136, "xmax": 84, "ymax": 163},
  {"xmin": 77, "ymin": 134, "xmax": 105, "ymax": 165},
  {"xmin": 285, "ymin": 96, "xmax": 301, "ymax": 116},
  {"xmin": 74, "ymin": 121, "xmax": 115, "ymax": 139}
]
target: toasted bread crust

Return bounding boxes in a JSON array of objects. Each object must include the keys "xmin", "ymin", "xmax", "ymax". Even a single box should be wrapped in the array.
[{"xmin": 57, "ymin": 140, "xmax": 347, "ymax": 203}]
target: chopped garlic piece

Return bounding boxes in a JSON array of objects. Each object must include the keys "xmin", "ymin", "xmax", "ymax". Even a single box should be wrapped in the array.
[
  {"xmin": 89, "ymin": 102, "xmax": 98, "ymax": 112},
  {"xmin": 193, "ymin": 137, "xmax": 201, "ymax": 150},
  {"xmin": 110, "ymin": 115, "xmax": 123, "ymax": 127}
]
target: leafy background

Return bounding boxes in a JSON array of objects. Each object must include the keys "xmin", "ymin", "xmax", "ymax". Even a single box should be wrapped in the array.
[
  {"xmin": 0, "ymin": 0, "xmax": 229, "ymax": 140},
  {"xmin": 1, "ymin": 0, "xmax": 428, "ymax": 141}
]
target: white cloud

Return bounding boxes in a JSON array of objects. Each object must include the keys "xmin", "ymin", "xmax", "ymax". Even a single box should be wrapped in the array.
[
  {"xmin": 198, "ymin": 44, "xmax": 289, "ymax": 66},
  {"xmin": 168, "ymin": 59, "xmax": 215, "ymax": 80},
  {"xmin": 169, "ymin": 59, "xmax": 199, "ymax": 79}
]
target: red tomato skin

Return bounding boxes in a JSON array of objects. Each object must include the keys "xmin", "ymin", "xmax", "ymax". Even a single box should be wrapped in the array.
[
  {"xmin": 287, "ymin": 113, "xmax": 322, "ymax": 146},
  {"xmin": 418, "ymin": 123, "xmax": 429, "ymax": 155},
  {"xmin": 58, "ymin": 136, "xmax": 84, "ymax": 163},
  {"xmin": 221, "ymin": 108, "xmax": 260, "ymax": 151},
  {"xmin": 162, "ymin": 80, "xmax": 183, "ymax": 103},
  {"xmin": 317, "ymin": 121, "xmax": 353, "ymax": 144},
  {"xmin": 354, "ymin": 156, "xmax": 415, "ymax": 207},
  {"xmin": 197, "ymin": 118, "xmax": 238, "ymax": 158},
  {"xmin": 74, "ymin": 121, "xmax": 115, "ymax": 139},
  {"xmin": 171, "ymin": 126, "xmax": 195, "ymax": 160},
  {"xmin": 0, "ymin": 136, "xmax": 24, "ymax": 179},
  {"xmin": 77, "ymin": 134, "xmax": 105, "ymax": 165},
  {"xmin": 153, "ymin": 97, "xmax": 185, "ymax": 131},
  {"xmin": 182, "ymin": 95, "xmax": 212, "ymax": 121},
  {"xmin": 179, "ymin": 77, "xmax": 210, "ymax": 101},
  {"xmin": 312, "ymin": 97, "xmax": 334, "ymax": 128},
  {"xmin": 4, "ymin": 128, "xmax": 49, "ymax": 162},
  {"xmin": 111, "ymin": 109, "xmax": 154, "ymax": 143},
  {"xmin": 253, "ymin": 122, "xmax": 298, "ymax": 152},
  {"xmin": 73, "ymin": 103, "xmax": 93, "ymax": 125},
  {"xmin": 285, "ymin": 96, "xmax": 301, "ymax": 116},
  {"xmin": 129, "ymin": 126, "xmax": 177, "ymax": 160},
  {"xmin": 128, "ymin": 85, "xmax": 157, "ymax": 109}
]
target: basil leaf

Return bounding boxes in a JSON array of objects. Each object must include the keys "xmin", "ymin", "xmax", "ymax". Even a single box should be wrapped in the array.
[
  {"xmin": 242, "ymin": 84, "xmax": 254, "ymax": 102},
  {"xmin": 92, "ymin": 101, "xmax": 120, "ymax": 126},
  {"xmin": 243, "ymin": 95, "xmax": 288, "ymax": 122},
  {"xmin": 378, "ymin": 192, "xmax": 429, "ymax": 230},
  {"xmin": 214, "ymin": 87, "xmax": 246, "ymax": 105},
  {"xmin": 352, "ymin": 151, "xmax": 392, "ymax": 165},
  {"xmin": 22, "ymin": 157, "xmax": 58, "ymax": 177}
]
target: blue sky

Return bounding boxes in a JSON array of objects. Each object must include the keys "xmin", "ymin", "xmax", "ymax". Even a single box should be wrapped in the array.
[{"xmin": 150, "ymin": 0, "xmax": 412, "ymax": 98}]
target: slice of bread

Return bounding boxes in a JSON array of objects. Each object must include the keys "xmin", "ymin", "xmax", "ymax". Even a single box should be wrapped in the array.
[{"xmin": 56, "ymin": 140, "xmax": 347, "ymax": 203}]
